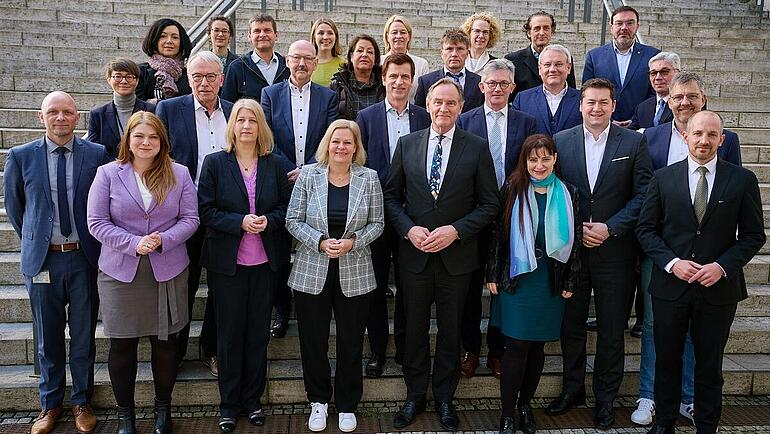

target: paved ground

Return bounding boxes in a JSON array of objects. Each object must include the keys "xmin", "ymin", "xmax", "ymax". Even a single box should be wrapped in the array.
[{"xmin": 2, "ymin": 397, "xmax": 770, "ymax": 433}]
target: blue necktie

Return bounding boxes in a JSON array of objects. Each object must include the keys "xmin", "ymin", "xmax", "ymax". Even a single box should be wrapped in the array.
[
  {"xmin": 446, "ymin": 71, "xmax": 464, "ymax": 85},
  {"xmin": 653, "ymin": 99, "xmax": 666, "ymax": 126},
  {"xmin": 488, "ymin": 111, "xmax": 505, "ymax": 188},
  {"xmin": 429, "ymin": 135, "xmax": 444, "ymax": 199},
  {"xmin": 54, "ymin": 147, "xmax": 72, "ymax": 238}
]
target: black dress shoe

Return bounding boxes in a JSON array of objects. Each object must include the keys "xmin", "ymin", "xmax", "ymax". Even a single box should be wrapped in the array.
[
  {"xmin": 435, "ymin": 401, "xmax": 458, "ymax": 431},
  {"xmin": 248, "ymin": 408, "xmax": 265, "ymax": 426},
  {"xmin": 270, "ymin": 311, "xmax": 288, "ymax": 338},
  {"xmin": 630, "ymin": 321, "xmax": 643, "ymax": 338},
  {"xmin": 392, "ymin": 400, "xmax": 425, "ymax": 428},
  {"xmin": 647, "ymin": 425, "xmax": 674, "ymax": 434},
  {"xmin": 518, "ymin": 403, "xmax": 536, "ymax": 434},
  {"xmin": 498, "ymin": 415, "xmax": 515, "ymax": 434},
  {"xmin": 545, "ymin": 389, "xmax": 586, "ymax": 416},
  {"xmin": 586, "ymin": 319, "xmax": 598, "ymax": 331},
  {"xmin": 218, "ymin": 417, "xmax": 236, "ymax": 433},
  {"xmin": 365, "ymin": 354, "xmax": 385, "ymax": 378},
  {"xmin": 594, "ymin": 402, "xmax": 615, "ymax": 430},
  {"xmin": 394, "ymin": 351, "xmax": 403, "ymax": 366}
]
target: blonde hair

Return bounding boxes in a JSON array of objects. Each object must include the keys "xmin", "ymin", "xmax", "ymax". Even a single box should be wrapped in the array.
[
  {"xmin": 383, "ymin": 15, "xmax": 413, "ymax": 52},
  {"xmin": 117, "ymin": 112, "xmax": 177, "ymax": 205},
  {"xmin": 461, "ymin": 12, "xmax": 503, "ymax": 49},
  {"xmin": 224, "ymin": 99, "xmax": 274, "ymax": 156},
  {"xmin": 315, "ymin": 119, "xmax": 366, "ymax": 166},
  {"xmin": 311, "ymin": 18, "xmax": 342, "ymax": 57}
]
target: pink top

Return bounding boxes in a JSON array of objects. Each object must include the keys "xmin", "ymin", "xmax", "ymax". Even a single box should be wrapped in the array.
[{"xmin": 236, "ymin": 161, "xmax": 269, "ymax": 266}]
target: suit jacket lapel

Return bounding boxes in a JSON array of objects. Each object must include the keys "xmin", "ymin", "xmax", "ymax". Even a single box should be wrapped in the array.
[
  {"xmin": 35, "ymin": 139, "xmax": 54, "ymax": 210},
  {"xmin": 656, "ymin": 125, "xmax": 674, "ymax": 169},
  {"xmin": 226, "ymin": 152, "xmax": 249, "ymax": 199},
  {"xmin": 534, "ymin": 88, "xmax": 552, "ymax": 134},
  {"xmin": 572, "ymin": 128, "xmax": 591, "ymax": 193},
  {"xmin": 524, "ymin": 49, "xmax": 539, "ymax": 80},
  {"xmin": 345, "ymin": 165, "xmax": 366, "ymax": 231},
  {"xmin": 675, "ymin": 161, "xmax": 699, "ymax": 225},
  {"xmin": 117, "ymin": 163, "xmax": 147, "ymax": 212},
  {"xmin": 378, "ymin": 102, "xmax": 391, "ymax": 164},
  {"xmin": 312, "ymin": 165, "xmax": 329, "ymax": 233},
  {"xmin": 700, "ymin": 160, "xmax": 731, "ymax": 226},
  {"xmin": 560, "ymin": 91, "xmax": 580, "ymax": 131},
  {"xmin": 439, "ymin": 130, "xmax": 467, "ymax": 199},
  {"xmin": 606, "ymin": 45, "xmax": 623, "ymax": 92},
  {"xmin": 307, "ymin": 84, "xmax": 324, "ymax": 157},
  {"xmin": 105, "ymin": 103, "xmax": 121, "ymax": 144},
  {"xmin": 71, "ymin": 138, "xmax": 85, "ymax": 198},
  {"xmin": 623, "ymin": 46, "xmax": 644, "ymax": 88},
  {"xmin": 593, "ymin": 126, "xmax": 621, "ymax": 192},
  {"xmin": 254, "ymin": 155, "xmax": 267, "ymax": 208},
  {"xmin": 181, "ymin": 96, "xmax": 198, "ymax": 158},
  {"xmin": 413, "ymin": 129, "xmax": 433, "ymax": 202},
  {"xmin": 504, "ymin": 109, "xmax": 518, "ymax": 173},
  {"xmin": 283, "ymin": 82, "xmax": 296, "ymax": 140},
  {"xmin": 464, "ymin": 73, "xmax": 480, "ymax": 102}
]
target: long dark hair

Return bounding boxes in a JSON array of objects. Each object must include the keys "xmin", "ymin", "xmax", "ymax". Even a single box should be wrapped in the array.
[
  {"xmin": 503, "ymin": 134, "xmax": 560, "ymax": 237},
  {"xmin": 142, "ymin": 18, "xmax": 193, "ymax": 60}
]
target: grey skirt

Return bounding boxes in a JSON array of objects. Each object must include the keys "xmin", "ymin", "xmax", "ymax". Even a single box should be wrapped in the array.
[{"xmin": 98, "ymin": 255, "xmax": 189, "ymax": 340}]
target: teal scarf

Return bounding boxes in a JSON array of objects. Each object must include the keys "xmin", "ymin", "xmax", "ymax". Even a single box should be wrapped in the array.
[{"xmin": 509, "ymin": 173, "xmax": 575, "ymax": 278}]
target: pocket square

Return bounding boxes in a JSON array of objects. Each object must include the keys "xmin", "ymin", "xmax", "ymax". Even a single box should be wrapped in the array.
[{"xmin": 611, "ymin": 156, "xmax": 630, "ymax": 162}]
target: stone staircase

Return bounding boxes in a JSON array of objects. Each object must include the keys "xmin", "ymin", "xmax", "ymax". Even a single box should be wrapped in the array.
[{"xmin": 0, "ymin": 0, "xmax": 769, "ymax": 411}]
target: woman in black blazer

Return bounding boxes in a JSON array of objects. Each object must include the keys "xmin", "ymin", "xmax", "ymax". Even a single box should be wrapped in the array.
[
  {"xmin": 87, "ymin": 58, "xmax": 155, "ymax": 158},
  {"xmin": 198, "ymin": 98, "xmax": 292, "ymax": 433}
]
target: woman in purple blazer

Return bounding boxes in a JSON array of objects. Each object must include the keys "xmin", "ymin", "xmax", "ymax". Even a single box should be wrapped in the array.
[{"xmin": 87, "ymin": 111, "xmax": 199, "ymax": 434}]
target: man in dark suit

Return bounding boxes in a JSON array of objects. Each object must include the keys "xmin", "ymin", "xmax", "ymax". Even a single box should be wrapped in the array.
[
  {"xmin": 628, "ymin": 52, "xmax": 679, "ymax": 130},
  {"xmin": 456, "ymin": 58, "xmax": 537, "ymax": 379},
  {"xmin": 356, "ymin": 53, "xmax": 431, "ymax": 377},
  {"xmin": 637, "ymin": 111, "xmax": 765, "ymax": 434},
  {"xmin": 512, "ymin": 44, "xmax": 582, "ymax": 136},
  {"xmin": 4, "ymin": 91, "xmax": 110, "ymax": 434},
  {"xmin": 582, "ymin": 6, "xmax": 660, "ymax": 125},
  {"xmin": 156, "ymin": 51, "xmax": 234, "ymax": 375},
  {"xmin": 221, "ymin": 14, "xmax": 289, "ymax": 103},
  {"xmin": 260, "ymin": 39, "xmax": 338, "ymax": 338},
  {"xmin": 414, "ymin": 29, "xmax": 484, "ymax": 113},
  {"xmin": 504, "ymin": 10, "xmax": 576, "ymax": 101},
  {"xmin": 546, "ymin": 78, "xmax": 652, "ymax": 429},
  {"xmin": 645, "ymin": 71, "xmax": 741, "ymax": 169},
  {"xmin": 385, "ymin": 78, "xmax": 500, "ymax": 431}
]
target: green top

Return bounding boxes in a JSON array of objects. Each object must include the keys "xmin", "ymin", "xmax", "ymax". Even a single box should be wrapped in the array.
[{"xmin": 312, "ymin": 56, "xmax": 345, "ymax": 87}]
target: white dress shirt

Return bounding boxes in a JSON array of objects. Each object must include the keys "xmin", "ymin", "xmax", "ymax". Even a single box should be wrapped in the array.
[
  {"xmin": 193, "ymin": 97, "xmax": 228, "ymax": 186},
  {"xmin": 544, "ymin": 84, "xmax": 568, "ymax": 116},
  {"xmin": 667, "ymin": 122, "xmax": 689, "ymax": 166},
  {"xmin": 290, "ymin": 80, "xmax": 311, "ymax": 167},
  {"xmin": 614, "ymin": 42, "xmax": 634, "ymax": 87},
  {"xmin": 251, "ymin": 51, "xmax": 280, "ymax": 85},
  {"xmin": 583, "ymin": 124, "xmax": 611, "ymax": 192},
  {"xmin": 426, "ymin": 126, "xmax": 455, "ymax": 192},
  {"xmin": 385, "ymin": 99, "xmax": 411, "ymax": 160},
  {"xmin": 484, "ymin": 104, "xmax": 508, "ymax": 163}
]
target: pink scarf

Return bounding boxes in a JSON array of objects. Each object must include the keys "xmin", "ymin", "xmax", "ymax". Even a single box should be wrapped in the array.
[{"xmin": 148, "ymin": 54, "xmax": 184, "ymax": 98}]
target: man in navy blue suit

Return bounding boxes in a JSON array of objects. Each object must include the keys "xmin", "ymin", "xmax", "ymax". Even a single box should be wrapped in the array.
[
  {"xmin": 261, "ymin": 40, "xmax": 338, "ymax": 338},
  {"xmin": 156, "ymin": 51, "xmax": 235, "ymax": 375},
  {"xmin": 356, "ymin": 53, "xmax": 431, "ymax": 377},
  {"xmin": 628, "ymin": 52, "xmax": 680, "ymax": 131},
  {"xmin": 456, "ymin": 58, "xmax": 537, "ymax": 378},
  {"xmin": 414, "ymin": 29, "xmax": 484, "ymax": 113},
  {"xmin": 5, "ymin": 91, "xmax": 110, "ymax": 434},
  {"xmin": 512, "ymin": 44, "xmax": 582, "ymax": 136},
  {"xmin": 582, "ymin": 6, "xmax": 659, "ymax": 125}
]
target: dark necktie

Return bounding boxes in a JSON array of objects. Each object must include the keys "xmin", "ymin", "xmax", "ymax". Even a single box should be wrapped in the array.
[
  {"xmin": 429, "ymin": 135, "xmax": 445, "ymax": 199},
  {"xmin": 446, "ymin": 71, "xmax": 464, "ymax": 85},
  {"xmin": 653, "ymin": 99, "xmax": 666, "ymax": 126},
  {"xmin": 54, "ymin": 147, "xmax": 72, "ymax": 238},
  {"xmin": 694, "ymin": 166, "xmax": 708, "ymax": 224}
]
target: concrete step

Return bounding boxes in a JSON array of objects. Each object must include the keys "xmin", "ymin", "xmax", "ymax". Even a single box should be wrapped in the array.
[{"xmin": 1, "ymin": 353, "xmax": 768, "ymax": 411}]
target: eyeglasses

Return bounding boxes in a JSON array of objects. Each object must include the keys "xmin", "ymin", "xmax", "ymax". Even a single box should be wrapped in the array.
[
  {"xmin": 649, "ymin": 68, "xmax": 677, "ymax": 77},
  {"xmin": 287, "ymin": 54, "xmax": 317, "ymax": 63},
  {"xmin": 471, "ymin": 29, "xmax": 491, "ymax": 36},
  {"xmin": 484, "ymin": 81, "xmax": 512, "ymax": 90},
  {"xmin": 190, "ymin": 73, "xmax": 222, "ymax": 83},
  {"xmin": 211, "ymin": 28, "xmax": 230, "ymax": 35},
  {"xmin": 540, "ymin": 62, "xmax": 567, "ymax": 69},
  {"xmin": 111, "ymin": 74, "xmax": 137, "ymax": 83},
  {"xmin": 670, "ymin": 93, "xmax": 702, "ymax": 103},
  {"xmin": 612, "ymin": 19, "xmax": 637, "ymax": 27}
]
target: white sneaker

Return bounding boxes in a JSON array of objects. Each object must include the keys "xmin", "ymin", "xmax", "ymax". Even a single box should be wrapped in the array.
[
  {"xmin": 338, "ymin": 412, "xmax": 357, "ymax": 432},
  {"xmin": 680, "ymin": 402, "xmax": 695, "ymax": 424},
  {"xmin": 631, "ymin": 398, "xmax": 655, "ymax": 426},
  {"xmin": 308, "ymin": 402, "xmax": 328, "ymax": 432}
]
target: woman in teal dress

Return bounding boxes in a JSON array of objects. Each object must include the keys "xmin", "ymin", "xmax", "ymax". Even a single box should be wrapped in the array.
[{"xmin": 486, "ymin": 134, "xmax": 582, "ymax": 434}]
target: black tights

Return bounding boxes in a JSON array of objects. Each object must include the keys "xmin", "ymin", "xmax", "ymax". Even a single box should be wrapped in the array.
[
  {"xmin": 500, "ymin": 337, "xmax": 545, "ymax": 417},
  {"xmin": 108, "ymin": 334, "xmax": 179, "ymax": 407}
]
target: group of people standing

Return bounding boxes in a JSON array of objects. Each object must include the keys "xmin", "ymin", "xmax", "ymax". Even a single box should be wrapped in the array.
[{"xmin": 4, "ymin": 5, "xmax": 764, "ymax": 434}]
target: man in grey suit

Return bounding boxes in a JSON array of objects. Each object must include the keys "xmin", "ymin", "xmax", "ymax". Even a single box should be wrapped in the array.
[
  {"xmin": 546, "ymin": 78, "xmax": 652, "ymax": 429},
  {"xmin": 384, "ymin": 78, "xmax": 500, "ymax": 431},
  {"xmin": 4, "ymin": 91, "xmax": 110, "ymax": 434}
]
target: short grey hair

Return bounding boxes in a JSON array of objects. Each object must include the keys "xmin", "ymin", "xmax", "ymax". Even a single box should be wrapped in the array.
[
  {"xmin": 539, "ymin": 44, "xmax": 572, "ymax": 64},
  {"xmin": 187, "ymin": 50, "xmax": 223, "ymax": 74},
  {"xmin": 480, "ymin": 58, "xmax": 515, "ymax": 82},
  {"xmin": 648, "ymin": 51, "xmax": 681, "ymax": 70},
  {"xmin": 670, "ymin": 71, "xmax": 705, "ymax": 94},
  {"xmin": 426, "ymin": 77, "xmax": 464, "ymax": 106}
]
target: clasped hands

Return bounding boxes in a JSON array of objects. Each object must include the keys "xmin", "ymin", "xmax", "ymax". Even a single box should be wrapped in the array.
[
  {"xmin": 671, "ymin": 260, "xmax": 723, "ymax": 287},
  {"xmin": 486, "ymin": 282, "xmax": 573, "ymax": 299},
  {"xmin": 136, "ymin": 231, "xmax": 162, "ymax": 256},
  {"xmin": 407, "ymin": 225, "xmax": 458, "ymax": 253},
  {"xmin": 582, "ymin": 222, "xmax": 610, "ymax": 248},
  {"xmin": 242, "ymin": 214, "xmax": 268, "ymax": 234},
  {"xmin": 320, "ymin": 238, "xmax": 354, "ymax": 259}
]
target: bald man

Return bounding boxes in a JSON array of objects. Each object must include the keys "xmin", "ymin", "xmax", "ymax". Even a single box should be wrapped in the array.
[{"xmin": 4, "ymin": 91, "xmax": 110, "ymax": 434}]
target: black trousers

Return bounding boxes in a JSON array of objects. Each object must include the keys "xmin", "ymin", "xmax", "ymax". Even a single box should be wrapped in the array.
[
  {"xmin": 294, "ymin": 261, "xmax": 373, "ymax": 412},
  {"xmin": 273, "ymin": 261, "xmax": 292, "ymax": 317},
  {"xmin": 178, "ymin": 227, "xmax": 217, "ymax": 361},
  {"xmin": 401, "ymin": 254, "xmax": 472, "ymax": 403},
  {"xmin": 652, "ymin": 291, "xmax": 736, "ymax": 434},
  {"xmin": 560, "ymin": 250, "xmax": 634, "ymax": 404},
  {"xmin": 209, "ymin": 263, "xmax": 275, "ymax": 418},
  {"xmin": 368, "ymin": 225, "xmax": 401, "ymax": 358}
]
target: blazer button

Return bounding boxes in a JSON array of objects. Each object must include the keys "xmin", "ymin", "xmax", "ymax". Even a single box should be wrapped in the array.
[
  {"xmin": 144, "ymin": 214, "xmax": 149, "ymax": 220},
  {"xmin": 590, "ymin": 199, "xmax": 595, "ymax": 203},
  {"xmin": 696, "ymin": 230, "xmax": 701, "ymax": 235},
  {"xmin": 691, "ymin": 253, "xmax": 696, "ymax": 258},
  {"xmin": 48, "ymin": 217, "xmax": 53, "ymax": 222}
]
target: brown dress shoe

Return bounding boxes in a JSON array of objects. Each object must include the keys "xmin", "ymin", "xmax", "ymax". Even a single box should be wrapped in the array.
[
  {"xmin": 460, "ymin": 352, "xmax": 480, "ymax": 378},
  {"xmin": 72, "ymin": 404, "xmax": 97, "ymax": 433},
  {"xmin": 31, "ymin": 406, "xmax": 63, "ymax": 434},
  {"xmin": 486, "ymin": 356, "xmax": 502, "ymax": 379}
]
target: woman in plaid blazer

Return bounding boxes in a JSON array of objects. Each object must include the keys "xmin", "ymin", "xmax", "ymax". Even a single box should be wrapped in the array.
[{"xmin": 286, "ymin": 119, "xmax": 384, "ymax": 433}]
